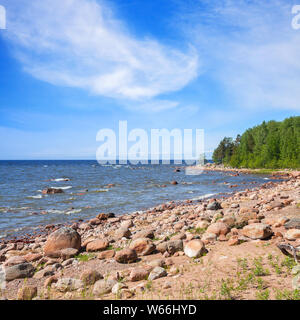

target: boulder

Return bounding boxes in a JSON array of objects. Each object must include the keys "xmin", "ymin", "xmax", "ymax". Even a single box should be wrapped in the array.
[
  {"xmin": 60, "ymin": 248, "xmax": 78, "ymax": 260},
  {"xmin": 148, "ymin": 267, "xmax": 167, "ymax": 281},
  {"xmin": 284, "ymin": 229, "xmax": 300, "ymax": 241},
  {"xmin": 98, "ymin": 250, "xmax": 115, "ymax": 260},
  {"xmin": 44, "ymin": 227, "xmax": 81, "ymax": 258},
  {"xmin": 206, "ymin": 222, "xmax": 229, "ymax": 236},
  {"xmin": 55, "ymin": 278, "xmax": 84, "ymax": 292},
  {"xmin": 114, "ymin": 227, "xmax": 131, "ymax": 240},
  {"xmin": 207, "ymin": 201, "xmax": 222, "ymax": 210},
  {"xmin": 86, "ymin": 240, "xmax": 109, "ymax": 252},
  {"xmin": 132, "ymin": 229, "xmax": 154, "ymax": 240},
  {"xmin": 129, "ymin": 238, "xmax": 155, "ymax": 256},
  {"xmin": 184, "ymin": 240, "xmax": 207, "ymax": 258},
  {"xmin": 4, "ymin": 256, "xmax": 27, "ymax": 267},
  {"xmin": 284, "ymin": 218, "xmax": 300, "ymax": 230},
  {"xmin": 129, "ymin": 268, "xmax": 150, "ymax": 281},
  {"xmin": 80, "ymin": 270, "xmax": 103, "ymax": 285},
  {"xmin": 241, "ymin": 223, "xmax": 272, "ymax": 240},
  {"xmin": 5, "ymin": 263, "xmax": 35, "ymax": 281},
  {"xmin": 96, "ymin": 213, "xmax": 109, "ymax": 220},
  {"xmin": 115, "ymin": 248, "xmax": 138, "ymax": 264},
  {"xmin": 201, "ymin": 233, "xmax": 217, "ymax": 243},
  {"xmin": 195, "ymin": 220, "xmax": 209, "ymax": 229},
  {"xmin": 93, "ymin": 279, "xmax": 117, "ymax": 296}
]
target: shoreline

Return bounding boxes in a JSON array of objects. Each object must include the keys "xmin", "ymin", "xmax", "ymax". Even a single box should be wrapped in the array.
[
  {"xmin": 0, "ymin": 168, "xmax": 300, "ymax": 300},
  {"xmin": 0, "ymin": 166, "xmax": 278, "ymax": 244}
]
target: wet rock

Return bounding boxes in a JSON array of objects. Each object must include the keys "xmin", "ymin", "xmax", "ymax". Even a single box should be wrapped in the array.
[
  {"xmin": 42, "ymin": 188, "xmax": 64, "ymax": 194},
  {"xmin": 86, "ymin": 240, "xmax": 109, "ymax": 252},
  {"xmin": 89, "ymin": 218, "xmax": 101, "ymax": 225},
  {"xmin": 241, "ymin": 223, "xmax": 272, "ymax": 240},
  {"xmin": 129, "ymin": 238, "xmax": 156, "ymax": 256},
  {"xmin": 148, "ymin": 267, "xmax": 167, "ymax": 281},
  {"xmin": 80, "ymin": 270, "xmax": 103, "ymax": 285},
  {"xmin": 96, "ymin": 213, "xmax": 109, "ymax": 220},
  {"xmin": 170, "ymin": 181, "xmax": 178, "ymax": 185},
  {"xmin": 5, "ymin": 263, "xmax": 35, "ymax": 281},
  {"xmin": 93, "ymin": 279, "xmax": 117, "ymax": 296},
  {"xmin": 17, "ymin": 285, "xmax": 37, "ymax": 300},
  {"xmin": 44, "ymin": 227, "xmax": 81, "ymax": 258},
  {"xmin": 115, "ymin": 248, "xmax": 138, "ymax": 264},
  {"xmin": 184, "ymin": 240, "xmax": 207, "ymax": 258}
]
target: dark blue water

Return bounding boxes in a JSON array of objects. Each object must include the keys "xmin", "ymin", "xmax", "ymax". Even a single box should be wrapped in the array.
[{"xmin": 0, "ymin": 160, "xmax": 271, "ymax": 239}]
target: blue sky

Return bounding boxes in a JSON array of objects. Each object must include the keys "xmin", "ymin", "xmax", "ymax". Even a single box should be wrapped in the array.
[{"xmin": 0, "ymin": 0, "xmax": 299, "ymax": 159}]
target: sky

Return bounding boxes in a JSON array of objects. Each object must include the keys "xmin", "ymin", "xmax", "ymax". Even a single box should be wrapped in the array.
[{"xmin": 0, "ymin": 0, "xmax": 299, "ymax": 160}]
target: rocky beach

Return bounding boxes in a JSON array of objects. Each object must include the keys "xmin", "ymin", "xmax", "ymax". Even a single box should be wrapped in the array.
[{"xmin": 0, "ymin": 166, "xmax": 300, "ymax": 300}]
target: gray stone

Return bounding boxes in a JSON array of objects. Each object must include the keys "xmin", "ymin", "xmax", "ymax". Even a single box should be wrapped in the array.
[
  {"xmin": 284, "ymin": 218, "xmax": 300, "ymax": 230},
  {"xmin": 207, "ymin": 201, "xmax": 222, "ymax": 211},
  {"xmin": 5, "ymin": 263, "xmax": 35, "ymax": 281},
  {"xmin": 148, "ymin": 267, "xmax": 167, "ymax": 281},
  {"xmin": 93, "ymin": 279, "xmax": 117, "ymax": 295},
  {"xmin": 55, "ymin": 278, "xmax": 84, "ymax": 292}
]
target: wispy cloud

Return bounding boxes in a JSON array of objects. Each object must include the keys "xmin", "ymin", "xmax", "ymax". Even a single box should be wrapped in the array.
[
  {"xmin": 2, "ymin": 0, "xmax": 199, "ymax": 105},
  {"xmin": 178, "ymin": 0, "xmax": 300, "ymax": 111}
]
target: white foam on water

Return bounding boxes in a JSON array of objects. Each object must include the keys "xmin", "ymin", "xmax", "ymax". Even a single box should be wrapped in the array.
[
  {"xmin": 51, "ymin": 178, "xmax": 70, "ymax": 182},
  {"xmin": 27, "ymin": 195, "xmax": 42, "ymax": 199},
  {"xmin": 51, "ymin": 186, "xmax": 72, "ymax": 190},
  {"xmin": 191, "ymin": 193, "xmax": 217, "ymax": 201}
]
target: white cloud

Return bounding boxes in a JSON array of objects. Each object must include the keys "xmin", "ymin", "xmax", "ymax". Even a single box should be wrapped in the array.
[
  {"xmin": 2, "ymin": 0, "xmax": 199, "ymax": 102},
  {"xmin": 179, "ymin": 0, "xmax": 300, "ymax": 111}
]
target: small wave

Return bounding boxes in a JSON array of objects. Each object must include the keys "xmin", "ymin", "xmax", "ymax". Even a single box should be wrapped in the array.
[
  {"xmin": 191, "ymin": 193, "xmax": 217, "ymax": 201},
  {"xmin": 51, "ymin": 186, "xmax": 72, "ymax": 190},
  {"xmin": 48, "ymin": 208, "xmax": 82, "ymax": 215},
  {"xmin": 27, "ymin": 195, "xmax": 42, "ymax": 199},
  {"xmin": 50, "ymin": 178, "xmax": 71, "ymax": 182}
]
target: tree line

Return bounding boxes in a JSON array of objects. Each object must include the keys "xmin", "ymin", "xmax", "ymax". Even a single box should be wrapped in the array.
[{"xmin": 212, "ymin": 116, "xmax": 300, "ymax": 169}]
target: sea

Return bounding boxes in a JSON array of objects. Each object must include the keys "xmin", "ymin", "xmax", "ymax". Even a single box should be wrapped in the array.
[{"xmin": 0, "ymin": 160, "xmax": 273, "ymax": 239}]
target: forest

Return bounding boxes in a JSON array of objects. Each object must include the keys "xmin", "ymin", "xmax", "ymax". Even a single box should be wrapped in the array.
[{"xmin": 212, "ymin": 116, "xmax": 300, "ymax": 169}]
